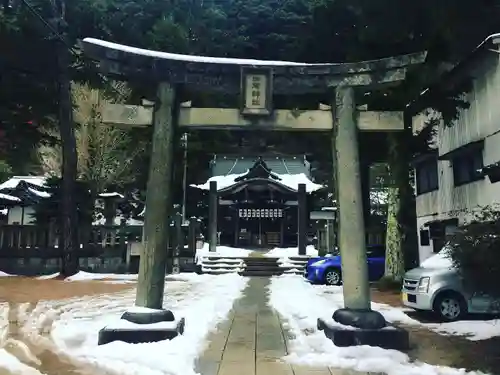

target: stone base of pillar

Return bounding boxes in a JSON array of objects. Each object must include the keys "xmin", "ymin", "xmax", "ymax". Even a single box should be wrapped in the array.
[
  {"xmin": 333, "ymin": 308, "xmax": 386, "ymax": 329},
  {"xmin": 97, "ymin": 307, "xmax": 185, "ymax": 345},
  {"xmin": 317, "ymin": 310, "xmax": 409, "ymax": 350}
]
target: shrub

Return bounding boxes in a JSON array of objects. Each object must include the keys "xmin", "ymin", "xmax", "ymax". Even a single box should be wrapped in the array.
[{"xmin": 448, "ymin": 205, "xmax": 500, "ymax": 302}]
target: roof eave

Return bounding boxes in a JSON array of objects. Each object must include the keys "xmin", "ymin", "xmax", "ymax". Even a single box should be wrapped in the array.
[{"xmin": 410, "ymin": 33, "xmax": 500, "ymax": 110}]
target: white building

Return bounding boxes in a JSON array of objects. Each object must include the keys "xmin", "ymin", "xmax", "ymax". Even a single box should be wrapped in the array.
[
  {"xmin": 0, "ymin": 176, "xmax": 48, "ymax": 225},
  {"xmin": 413, "ymin": 34, "xmax": 500, "ymax": 263}
]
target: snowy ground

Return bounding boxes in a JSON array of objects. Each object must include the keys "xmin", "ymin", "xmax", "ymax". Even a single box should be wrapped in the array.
[
  {"xmin": 268, "ymin": 274, "xmax": 492, "ymax": 375},
  {"xmin": 301, "ymin": 281, "xmax": 500, "ymax": 342},
  {"xmin": 36, "ymin": 270, "xmax": 140, "ymax": 283},
  {"xmin": 195, "ymin": 243, "xmax": 254, "ymax": 263},
  {"xmin": 264, "ymin": 245, "xmax": 318, "ymax": 258},
  {"xmin": 195, "ymin": 243, "xmax": 319, "ymax": 261},
  {"xmin": 0, "ymin": 273, "xmax": 248, "ymax": 375}
]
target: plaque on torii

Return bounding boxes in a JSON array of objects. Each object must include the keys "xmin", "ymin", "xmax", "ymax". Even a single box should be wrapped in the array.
[
  {"xmin": 81, "ymin": 37, "xmax": 426, "ymax": 349},
  {"xmin": 240, "ymin": 67, "xmax": 273, "ymax": 116}
]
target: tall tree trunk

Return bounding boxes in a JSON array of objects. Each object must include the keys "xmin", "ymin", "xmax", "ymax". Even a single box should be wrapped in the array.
[
  {"xmin": 384, "ymin": 186, "xmax": 404, "ymax": 281},
  {"xmin": 384, "ymin": 124, "xmax": 418, "ymax": 282},
  {"xmin": 52, "ymin": 0, "xmax": 79, "ymax": 276}
]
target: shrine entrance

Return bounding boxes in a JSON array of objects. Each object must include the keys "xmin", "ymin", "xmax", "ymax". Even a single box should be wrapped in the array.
[
  {"xmin": 81, "ymin": 36, "xmax": 426, "ymax": 331},
  {"xmin": 237, "ymin": 215, "xmax": 281, "ymax": 248}
]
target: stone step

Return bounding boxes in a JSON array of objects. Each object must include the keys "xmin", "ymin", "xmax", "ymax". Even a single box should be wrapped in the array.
[
  {"xmin": 201, "ymin": 257, "xmax": 244, "ymax": 262},
  {"xmin": 200, "ymin": 255, "xmax": 309, "ymax": 276},
  {"xmin": 244, "ymin": 258, "xmax": 280, "ymax": 264},
  {"xmin": 202, "ymin": 265, "xmax": 242, "ymax": 270},
  {"xmin": 202, "ymin": 260, "xmax": 243, "ymax": 266},
  {"xmin": 243, "ymin": 264, "xmax": 282, "ymax": 269},
  {"xmin": 238, "ymin": 270, "xmax": 285, "ymax": 277},
  {"xmin": 202, "ymin": 269, "xmax": 242, "ymax": 275}
]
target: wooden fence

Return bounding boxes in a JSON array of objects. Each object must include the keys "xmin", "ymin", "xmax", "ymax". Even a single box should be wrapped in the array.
[
  {"xmin": 0, "ymin": 223, "xmax": 202, "ymax": 275},
  {"xmin": 0, "ymin": 224, "xmax": 136, "ymax": 258}
]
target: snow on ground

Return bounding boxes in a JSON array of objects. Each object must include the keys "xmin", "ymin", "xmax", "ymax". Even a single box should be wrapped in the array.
[
  {"xmin": 34, "ymin": 271, "xmax": 139, "ymax": 281},
  {"xmin": 0, "ymin": 349, "xmax": 44, "ymax": 375},
  {"xmin": 264, "ymin": 245, "xmax": 318, "ymax": 258},
  {"xmin": 38, "ymin": 273, "xmax": 248, "ymax": 375},
  {"xmin": 268, "ymin": 275, "xmax": 490, "ymax": 375},
  {"xmin": 285, "ymin": 276, "xmax": 500, "ymax": 341},
  {"xmin": 0, "ymin": 271, "xmax": 14, "ymax": 277},
  {"xmin": 65, "ymin": 271, "xmax": 139, "ymax": 282},
  {"xmin": 424, "ymin": 320, "xmax": 500, "ymax": 341},
  {"xmin": 195, "ymin": 243, "xmax": 253, "ymax": 264}
]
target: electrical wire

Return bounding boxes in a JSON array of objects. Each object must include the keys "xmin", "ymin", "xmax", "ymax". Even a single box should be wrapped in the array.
[
  {"xmin": 17, "ymin": 0, "xmax": 77, "ymax": 54},
  {"xmin": 9, "ymin": 0, "xmax": 127, "ymax": 100}
]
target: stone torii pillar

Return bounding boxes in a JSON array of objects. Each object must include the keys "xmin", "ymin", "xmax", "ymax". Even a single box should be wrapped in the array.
[
  {"xmin": 135, "ymin": 82, "xmax": 176, "ymax": 309},
  {"xmin": 317, "ymin": 86, "xmax": 409, "ymax": 350},
  {"xmin": 97, "ymin": 82, "xmax": 185, "ymax": 345},
  {"xmin": 334, "ymin": 86, "xmax": 370, "ymax": 311}
]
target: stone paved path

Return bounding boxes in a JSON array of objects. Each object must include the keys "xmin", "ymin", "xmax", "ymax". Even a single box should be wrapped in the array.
[{"xmin": 195, "ymin": 277, "xmax": 367, "ymax": 375}]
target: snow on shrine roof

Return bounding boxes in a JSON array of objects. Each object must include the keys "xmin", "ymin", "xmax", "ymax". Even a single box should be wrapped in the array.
[
  {"xmin": 0, "ymin": 193, "xmax": 20, "ymax": 202},
  {"xmin": 98, "ymin": 192, "xmax": 125, "ymax": 198},
  {"xmin": 0, "ymin": 176, "xmax": 47, "ymax": 191},
  {"xmin": 83, "ymin": 38, "xmax": 321, "ymax": 67},
  {"xmin": 28, "ymin": 187, "xmax": 50, "ymax": 198},
  {"xmin": 212, "ymin": 155, "xmax": 310, "ymax": 177},
  {"xmin": 191, "ymin": 171, "xmax": 323, "ymax": 193}
]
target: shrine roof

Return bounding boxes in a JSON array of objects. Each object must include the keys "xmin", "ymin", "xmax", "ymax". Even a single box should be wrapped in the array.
[
  {"xmin": 211, "ymin": 155, "xmax": 310, "ymax": 177},
  {"xmin": 0, "ymin": 176, "xmax": 47, "ymax": 191},
  {"xmin": 192, "ymin": 157, "xmax": 322, "ymax": 194},
  {"xmin": 0, "ymin": 193, "xmax": 20, "ymax": 205}
]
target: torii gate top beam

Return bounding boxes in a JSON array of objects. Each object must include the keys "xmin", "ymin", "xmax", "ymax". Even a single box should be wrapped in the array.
[{"xmin": 82, "ymin": 38, "xmax": 427, "ymax": 94}]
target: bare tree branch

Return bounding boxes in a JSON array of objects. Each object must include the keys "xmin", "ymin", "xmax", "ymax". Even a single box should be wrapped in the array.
[{"xmin": 38, "ymin": 82, "xmax": 142, "ymax": 193}]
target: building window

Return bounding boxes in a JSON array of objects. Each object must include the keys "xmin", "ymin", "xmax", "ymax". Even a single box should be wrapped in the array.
[
  {"xmin": 452, "ymin": 150, "xmax": 484, "ymax": 186},
  {"xmin": 419, "ymin": 229, "xmax": 430, "ymax": 246},
  {"xmin": 415, "ymin": 159, "xmax": 438, "ymax": 195}
]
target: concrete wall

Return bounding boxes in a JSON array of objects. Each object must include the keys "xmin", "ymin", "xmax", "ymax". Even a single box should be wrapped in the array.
[{"xmin": 413, "ymin": 51, "xmax": 500, "ymax": 263}]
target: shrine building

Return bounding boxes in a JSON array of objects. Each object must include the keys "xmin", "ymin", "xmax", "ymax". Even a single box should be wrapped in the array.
[{"xmin": 191, "ymin": 155, "xmax": 323, "ymax": 248}]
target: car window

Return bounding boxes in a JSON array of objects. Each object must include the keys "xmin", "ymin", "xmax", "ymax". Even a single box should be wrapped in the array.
[{"xmin": 367, "ymin": 245, "xmax": 385, "ymax": 257}]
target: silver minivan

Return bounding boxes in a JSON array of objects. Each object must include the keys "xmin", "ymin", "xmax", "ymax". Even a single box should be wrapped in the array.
[{"xmin": 401, "ymin": 247, "xmax": 497, "ymax": 321}]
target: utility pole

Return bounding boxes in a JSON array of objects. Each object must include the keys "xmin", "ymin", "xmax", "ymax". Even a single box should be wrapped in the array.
[{"xmin": 50, "ymin": 0, "xmax": 79, "ymax": 276}]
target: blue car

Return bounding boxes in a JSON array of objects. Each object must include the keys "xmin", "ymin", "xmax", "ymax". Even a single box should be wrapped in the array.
[{"xmin": 304, "ymin": 245, "xmax": 386, "ymax": 285}]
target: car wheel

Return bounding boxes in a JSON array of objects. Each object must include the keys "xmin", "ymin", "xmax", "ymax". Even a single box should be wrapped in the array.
[
  {"xmin": 324, "ymin": 268, "xmax": 342, "ymax": 286},
  {"xmin": 433, "ymin": 291, "xmax": 467, "ymax": 322}
]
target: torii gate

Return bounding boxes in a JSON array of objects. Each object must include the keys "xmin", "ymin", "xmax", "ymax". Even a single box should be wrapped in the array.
[{"xmin": 82, "ymin": 38, "xmax": 425, "ymax": 348}]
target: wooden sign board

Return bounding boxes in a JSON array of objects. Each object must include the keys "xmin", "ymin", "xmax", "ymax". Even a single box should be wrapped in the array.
[{"xmin": 240, "ymin": 67, "xmax": 273, "ymax": 116}]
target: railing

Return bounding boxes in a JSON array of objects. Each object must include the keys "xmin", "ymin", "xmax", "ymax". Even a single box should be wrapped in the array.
[{"xmin": 0, "ymin": 224, "xmax": 130, "ymax": 258}]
